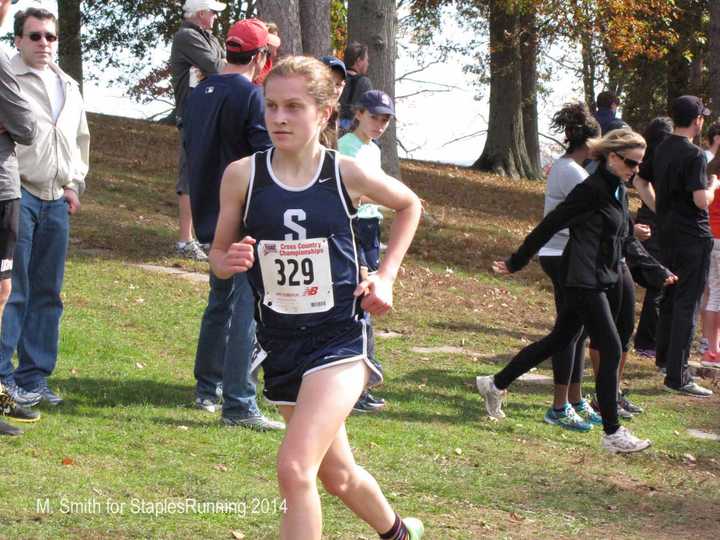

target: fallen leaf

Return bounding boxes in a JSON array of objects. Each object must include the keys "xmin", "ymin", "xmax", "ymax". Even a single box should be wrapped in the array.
[
  {"xmin": 135, "ymin": 362, "xmax": 145, "ymax": 369},
  {"xmin": 62, "ymin": 457, "xmax": 75, "ymax": 466},
  {"xmin": 509, "ymin": 512, "xmax": 524, "ymax": 522},
  {"xmin": 230, "ymin": 531, "xmax": 245, "ymax": 539},
  {"xmin": 214, "ymin": 464, "xmax": 228, "ymax": 472},
  {"xmin": 454, "ymin": 448, "xmax": 463, "ymax": 456},
  {"xmin": 177, "ymin": 425, "xmax": 189, "ymax": 431}
]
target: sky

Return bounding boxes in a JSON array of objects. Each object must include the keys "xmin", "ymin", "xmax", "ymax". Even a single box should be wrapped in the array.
[{"xmin": 2, "ymin": 1, "xmax": 583, "ymax": 167}]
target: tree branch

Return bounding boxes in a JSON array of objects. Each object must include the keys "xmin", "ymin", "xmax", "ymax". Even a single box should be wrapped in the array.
[
  {"xmin": 395, "ymin": 88, "xmax": 452, "ymax": 100},
  {"xmin": 539, "ymin": 132, "xmax": 565, "ymax": 147},
  {"xmin": 540, "ymin": 50, "xmax": 583, "ymax": 75},
  {"xmin": 441, "ymin": 129, "xmax": 488, "ymax": 147},
  {"xmin": 395, "ymin": 59, "xmax": 445, "ymax": 81}
]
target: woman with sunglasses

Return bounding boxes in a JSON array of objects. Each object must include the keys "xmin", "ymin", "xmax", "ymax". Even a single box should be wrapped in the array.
[{"xmin": 476, "ymin": 128, "xmax": 677, "ymax": 453}]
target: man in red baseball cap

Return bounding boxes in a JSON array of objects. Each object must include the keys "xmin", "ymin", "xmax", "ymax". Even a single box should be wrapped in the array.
[
  {"xmin": 226, "ymin": 18, "xmax": 278, "ymax": 54},
  {"xmin": 227, "ymin": 18, "xmax": 282, "ymax": 87}
]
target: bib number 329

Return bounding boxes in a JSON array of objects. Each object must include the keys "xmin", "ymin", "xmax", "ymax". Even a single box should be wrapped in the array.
[{"xmin": 258, "ymin": 238, "xmax": 334, "ymax": 314}]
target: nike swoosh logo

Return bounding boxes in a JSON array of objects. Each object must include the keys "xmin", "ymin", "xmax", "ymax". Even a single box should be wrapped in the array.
[{"xmin": 318, "ymin": 177, "xmax": 333, "ymax": 183}]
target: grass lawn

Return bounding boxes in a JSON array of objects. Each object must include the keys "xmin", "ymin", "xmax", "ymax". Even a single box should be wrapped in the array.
[{"xmin": 1, "ymin": 114, "xmax": 719, "ymax": 539}]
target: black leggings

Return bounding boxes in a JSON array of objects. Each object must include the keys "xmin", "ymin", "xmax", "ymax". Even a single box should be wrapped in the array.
[
  {"xmin": 539, "ymin": 256, "xmax": 586, "ymax": 385},
  {"xmin": 589, "ymin": 262, "xmax": 635, "ymax": 353},
  {"xmin": 494, "ymin": 287, "xmax": 622, "ymax": 435}
]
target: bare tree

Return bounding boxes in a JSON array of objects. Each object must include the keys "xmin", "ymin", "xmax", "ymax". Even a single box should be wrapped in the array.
[
  {"xmin": 474, "ymin": 0, "xmax": 537, "ymax": 179},
  {"xmin": 57, "ymin": 0, "xmax": 83, "ymax": 93},
  {"xmin": 348, "ymin": 0, "xmax": 400, "ymax": 177},
  {"xmin": 299, "ymin": 0, "xmax": 332, "ymax": 57},
  {"xmin": 520, "ymin": 7, "xmax": 541, "ymax": 177},
  {"xmin": 256, "ymin": 0, "xmax": 303, "ymax": 56},
  {"xmin": 708, "ymin": 0, "xmax": 720, "ymax": 114}
]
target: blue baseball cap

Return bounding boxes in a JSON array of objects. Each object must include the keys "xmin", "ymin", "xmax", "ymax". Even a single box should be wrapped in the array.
[
  {"xmin": 358, "ymin": 90, "xmax": 395, "ymax": 117},
  {"xmin": 320, "ymin": 56, "xmax": 347, "ymax": 79}
]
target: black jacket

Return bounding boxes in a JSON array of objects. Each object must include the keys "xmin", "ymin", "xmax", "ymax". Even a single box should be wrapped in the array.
[
  {"xmin": 338, "ymin": 73, "xmax": 372, "ymax": 121},
  {"xmin": 506, "ymin": 164, "xmax": 670, "ymax": 289}
]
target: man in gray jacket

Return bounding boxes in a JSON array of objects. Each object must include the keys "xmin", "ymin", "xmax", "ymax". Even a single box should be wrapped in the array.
[
  {"xmin": 170, "ymin": 0, "xmax": 226, "ymax": 260},
  {"xmin": 0, "ymin": 0, "xmax": 41, "ymax": 435}
]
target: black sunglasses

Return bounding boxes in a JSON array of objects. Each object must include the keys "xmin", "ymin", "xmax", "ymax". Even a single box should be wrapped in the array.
[
  {"xmin": 28, "ymin": 32, "xmax": 57, "ymax": 43},
  {"xmin": 614, "ymin": 152, "xmax": 641, "ymax": 169}
]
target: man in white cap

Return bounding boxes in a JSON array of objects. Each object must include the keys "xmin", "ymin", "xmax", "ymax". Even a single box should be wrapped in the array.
[{"xmin": 169, "ymin": 0, "xmax": 227, "ymax": 261}]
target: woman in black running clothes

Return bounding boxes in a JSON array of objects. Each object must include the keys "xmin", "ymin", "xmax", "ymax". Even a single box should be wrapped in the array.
[
  {"xmin": 476, "ymin": 129, "xmax": 676, "ymax": 454},
  {"xmin": 529, "ymin": 102, "xmax": 602, "ymax": 432}
]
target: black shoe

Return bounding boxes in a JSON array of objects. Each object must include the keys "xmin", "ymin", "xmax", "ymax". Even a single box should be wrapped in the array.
[
  {"xmin": 31, "ymin": 382, "xmax": 63, "ymax": 406},
  {"xmin": 0, "ymin": 420, "xmax": 21, "ymax": 436},
  {"xmin": 0, "ymin": 392, "xmax": 40, "ymax": 422},
  {"xmin": 352, "ymin": 392, "xmax": 383, "ymax": 414},
  {"xmin": 618, "ymin": 391, "xmax": 644, "ymax": 414},
  {"xmin": 364, "ymin": 392, "xmax": 386, "ymax": 409}
]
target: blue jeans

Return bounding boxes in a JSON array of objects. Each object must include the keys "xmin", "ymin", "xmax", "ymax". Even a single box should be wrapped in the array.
[
  {"xmin": 194, "ymin": 272, "xmax": 260, "ymax": 418},
  {"xmin": 0, "ymin": 189, "xmax": 69, "ymax": 389}
]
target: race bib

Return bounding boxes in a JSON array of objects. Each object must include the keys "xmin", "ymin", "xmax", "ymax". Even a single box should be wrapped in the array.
[{"xmin": 258, "ymin": 238, "xmax": 334, "ymax": 314}]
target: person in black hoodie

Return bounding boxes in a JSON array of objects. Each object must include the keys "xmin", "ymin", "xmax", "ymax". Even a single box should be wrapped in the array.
[{"xmin": 476, "ymin": 128, "xmax": 677, "ymax": 454}]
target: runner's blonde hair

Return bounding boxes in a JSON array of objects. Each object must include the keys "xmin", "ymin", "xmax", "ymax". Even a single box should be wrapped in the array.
[{"xmin": 588, "ymin": 128, "xmax": 646, "ymax": 160}]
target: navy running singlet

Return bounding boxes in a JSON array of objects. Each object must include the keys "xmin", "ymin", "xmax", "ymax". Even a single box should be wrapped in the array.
[{"xmin": 243, "ymin": 147, "xmax": 363, "ymax": 330}]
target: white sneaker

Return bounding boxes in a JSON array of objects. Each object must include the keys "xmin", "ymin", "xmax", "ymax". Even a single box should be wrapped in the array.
[
  {"xmin": 475, "ymin": 375, "xmax": 506, "ymax": 419},
  {"xmin": 176, "ymin": 240, "xmax": 208, "ymax": 261},
  {"xmin": 602, "ymin": 426, "xmax": 651, "ymax": 454},
  {"xmin": 664, "ymin": 381, "xmax": 714, "ymax": 398}
]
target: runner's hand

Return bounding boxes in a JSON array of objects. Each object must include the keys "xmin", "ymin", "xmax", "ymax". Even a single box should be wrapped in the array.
[
  {"xmin": 492, "ymin": 260, "xmax": 509, "ymax": 274},
  {"xmin": 663, "ymin": 273, "xmax": 678, "ymax": 287},
  {"xmin": 354, "ymin": 273, "xmax": 392, "ymax": 316},
  {"xmin": 222, "ymin": 236, "xmax": 256, "ymax": 274},
  {"xmin": 634, "ymin": 223, "xmax": 651, "ymax": 241}
]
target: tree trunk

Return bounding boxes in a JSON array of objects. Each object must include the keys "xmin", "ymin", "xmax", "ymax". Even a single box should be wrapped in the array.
[
  {"xmin": 299, "ymin": 0, "xmax": 331, "ymax": 56},
  {"xmin": 519, "ymin": 9, "xmax": 541, "ymax": 178},
  {"xmin": 57, "ymin": 0, "xmax": 83, "ymax": 93},
  {"xmin": 348, "ymin": 0, "xmax": 399, "ymax": 178},
  {"xmin": 622, "ymin": 55, "xmax": 667, "ymax": 132},
  {"xmin": 665, "ymin": 0, "xmax": 698, "ymax": 107},
  {"xmin": 709, "ymin": 0, "xmax": 720, "ymax": 112},
  {"xmin": 256, "ymin": 0, "xmax": 303, "ymax": 56},
  {"xmin": 473, "ymin": 1, "xmax": 534, "ymax": 179},
  {"xmin": 580, "ymin": 30, "xmax": 596, "ymax": 112}
]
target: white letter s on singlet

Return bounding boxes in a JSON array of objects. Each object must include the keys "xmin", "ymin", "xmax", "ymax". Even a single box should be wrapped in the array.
[{"xmin": 284, "ymin": 209, "xmax": 307, "ymax": 240}]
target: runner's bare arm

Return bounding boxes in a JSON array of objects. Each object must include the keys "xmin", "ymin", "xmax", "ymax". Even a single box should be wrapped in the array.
[
  {"xmin": 209, "ymin": 157, "xmax": 257, "ymax": 279},
  {"xmin": 339, "ymin": 156, "xmax": 422, "ymax": 315}
]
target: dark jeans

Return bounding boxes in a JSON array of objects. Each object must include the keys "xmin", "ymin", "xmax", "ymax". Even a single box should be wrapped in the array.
[
  {"xmin": 539, "ymin": 256, "xmax": 585, "ymax": 385},
  {"xmin": 633, "ymin": 226, "xmax": 661, "ymax": 350},
  {"xmin": 494, "ymin": 287, "xmax": 622, "ymax": 434},
  {"xmin": 656, "ymin": 234, "xmax": 712, "ymax": 389},
  {"xmin": 0, "ymin": 190, "xmax": 69, "ymax": 389},
  {"xmin": 194, "ymin": 272, "xmax": 260, "ymax": 418}
]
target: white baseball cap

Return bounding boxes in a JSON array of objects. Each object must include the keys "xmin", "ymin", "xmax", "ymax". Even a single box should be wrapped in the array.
[{"xmin": 182, "ymin": 0, "xmax": 227, "ymax": 13}]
